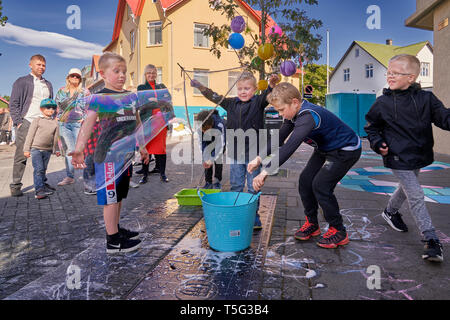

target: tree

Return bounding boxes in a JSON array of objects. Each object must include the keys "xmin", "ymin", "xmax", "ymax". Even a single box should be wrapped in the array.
[
  {"xmin": 2, "ymin": 95, "xmax": 10, "ymax": 102},
  {"xmin": 302, "ymin": 63, "xmax": 333, "ymax": 106},
  {"xmin": 204, "ymin": 0, "xmax": 322, "ymax": 80},
  {"xmin": 0, "ymin": 0, "xmax": 7, "ymax": 26}
]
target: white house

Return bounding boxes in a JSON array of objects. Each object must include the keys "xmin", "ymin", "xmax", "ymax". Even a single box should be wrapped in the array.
[{"xmin": 330, "ymin": 40, "xmax": 433, "ymax": 96}]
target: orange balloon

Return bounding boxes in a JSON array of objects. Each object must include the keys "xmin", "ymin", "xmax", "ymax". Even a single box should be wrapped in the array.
[
  {"xmin": 258, "ymin": 43, "xmax": 274, "ymax": 61},
  {"xmin": 257, "ymin": 80, "xmax": 268, "ymax": 91}
]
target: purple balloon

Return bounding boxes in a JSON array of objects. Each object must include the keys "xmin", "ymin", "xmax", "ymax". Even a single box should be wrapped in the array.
[
  {"xmin": 231, "ymin": 16, "xmax": 246, "ymax": 33},
  {"xmin": 280, "ymin": 60, "xmax": 297, "ymax": 77}
]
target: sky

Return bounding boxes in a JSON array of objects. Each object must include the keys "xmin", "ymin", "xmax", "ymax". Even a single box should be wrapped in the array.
[{"xmin": 0, "ymin": 0, "xmax": 434, "ymax": 97}]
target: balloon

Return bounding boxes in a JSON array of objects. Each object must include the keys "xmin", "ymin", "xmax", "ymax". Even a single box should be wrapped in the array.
[
  {"xmin": 257, "ymin": 43, "xmax": 274, "ymax": 61},
  {"xmin": 228, "ymin": 33, "xmax": 245, "ymax": 50},
  {"xmin": 269, "ymin": 25, "xmax": 282, "ymax": 36},
  {"xmin": 280, "ymin": 60, "xmax": 297, "ymax": 77},
  {"xmin": 231, "ymin": 16, "xmax": 246, "ymax": 33},
  {"xmin": 250, "ymin": 56, "xmax": 262, "ymax": 69},
  {"xmin": 257, "ymin": 80, "xmax": 268, "ymax": 91},
  {"xmin": 276, "ymin": 74, "xmax": 282, "ymax": 83}
]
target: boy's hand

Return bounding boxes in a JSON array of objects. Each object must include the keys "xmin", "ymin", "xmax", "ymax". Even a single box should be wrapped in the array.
[
  {"xmin": 190, "ymin": 79, "xmax": 203, "ymax": 90},
  {"xmin": 203, "ymin": 161, "xmax": 212, "ymax": 169},
  {"xmin": 379, "ymin": 143, "xmax": 389, "ymax": 156},
  {"xmin": 24, "ymin": 151, "xmax": 30, "ymax": 158},
  {"xmin": 55, "ymin": 151, "xmax": 61, "ymax": 157},
  {"xmin": 69, "ymin": 150, "xmax": 86, "ymax": 169},
  {"xmin": 247, "ymin": 156, "xmax": 262, "ymax": 173},
  {"xmin": 140, "ymin": 149, "xmax": 150, "ymax": 165},
  {"xmin": 268, "ymin": 74, "xmax": 279, "ymax": 88},
  {"xmin": 253, "ymin": 170, "xmax": 268, "ymax": 192}
]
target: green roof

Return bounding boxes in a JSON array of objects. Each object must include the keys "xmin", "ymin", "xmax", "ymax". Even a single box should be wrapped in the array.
[{"xmin": 355, "ymin": 41, "xmax": 430, "ymax": 67}]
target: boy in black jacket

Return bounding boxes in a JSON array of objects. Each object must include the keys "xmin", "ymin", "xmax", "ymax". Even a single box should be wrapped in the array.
[
  {"xmin": 365, "ymin": 54, "xmax": 450, "ymax": 262},
  {"xmin": 191, "ymin": 71, "xmax": 279, "ymax": 229}
]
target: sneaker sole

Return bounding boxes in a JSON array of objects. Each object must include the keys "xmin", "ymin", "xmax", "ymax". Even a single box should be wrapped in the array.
[
  {"xmin": 422, "ymin": 254, "xmax": 444, "ymax": 262},
  {"xmin": 317, "ymin": 237, "xmax": 350, "ymax": 249},
  {"xmin": 382, "ymin": 211, "xmax": 407, "ymax": 232},
  {"xmin": 107, "ymin": 242, "xmax": 141, "ymax": 254},
  {"xmin": 295, "ymin": 229, "xmax": 321, "ymax": 241}
]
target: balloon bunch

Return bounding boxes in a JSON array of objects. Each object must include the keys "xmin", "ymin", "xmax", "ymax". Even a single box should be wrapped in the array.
[{"xmin": 228, "ymin": 16, "xmax": 297, "ymax": 78}]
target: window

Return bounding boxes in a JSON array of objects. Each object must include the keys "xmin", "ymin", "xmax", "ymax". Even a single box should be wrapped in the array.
[
  {"xmin": 147, "ymin": 21, "xmax": 162, "ymax": 46},
  {"xmin": 193, "ymin": 69, "xmax": 209, "ymax": 95},
  {"xmin": 228, "ymin": 71, "xmax": 240, "ymax": 96},
  {"xmin": 365, "ymin": 64, "xmax": 374, "ymax": 78},
  {"xmin": 157, "ymin": 67, "xmax": 162, "ymax": 84},
  {"xmin": 119, "ymin": 40, "xmax": 123, "ymax": 56},
  {"xmin": 130, "ymin": 30, "xmax": 135, "ymax": 52},
  {"xmin": 355, "ymin": 48, "xmax": 360, "ymax": 58},
  {"xmin": 421, "ymin": 62, "xmax": 430, "ymax": 77},
  {"xmin": 194, "ymin": 23, "xmax": 209, "ymax": 48},
  {"xmin": 344, "ymin": 68, "xmax": 350, "ymax": 82}
]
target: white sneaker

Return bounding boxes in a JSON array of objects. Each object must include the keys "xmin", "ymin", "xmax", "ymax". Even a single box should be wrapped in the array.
[
  {"xmin": 0, "ymin": 142, "xmax": 6, "ymax": 145},
  {"xmin": 129, "ymin": 181, "xmax": 139, "ymax": 188}
]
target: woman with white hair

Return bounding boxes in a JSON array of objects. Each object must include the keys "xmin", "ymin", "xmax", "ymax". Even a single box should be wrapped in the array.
[
  {"xmin": 55, "ymin": 68, "xmax": 90, "ymax": 187},
  {"xmin": 136, "ymin": 64, "xmax": 169, "ymax": 184}
]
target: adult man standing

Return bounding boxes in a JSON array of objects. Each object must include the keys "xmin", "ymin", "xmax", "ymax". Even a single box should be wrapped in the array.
[{"xmin": 9, "ymin": 54, "xmax": 53, "ymax": 196}]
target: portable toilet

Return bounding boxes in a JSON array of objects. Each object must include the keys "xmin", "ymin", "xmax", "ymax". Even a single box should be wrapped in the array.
[
  {"xmin": 325, "ymin": 93, "xmax": 359, "ymax": 134},
  {"xmin": 357, "ymin": 93, "xmax": 376, "ymax": 137}
]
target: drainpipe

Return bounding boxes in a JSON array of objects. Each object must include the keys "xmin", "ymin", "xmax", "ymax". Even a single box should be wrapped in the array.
[{"xmin": 163, "ymin": 8, "xmax": 174, "ymax": 97}]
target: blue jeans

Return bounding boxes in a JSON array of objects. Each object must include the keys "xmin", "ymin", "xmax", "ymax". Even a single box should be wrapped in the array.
[
  {"xmin": 59, "ymin": 122, "xmax": 81, "ymax": 179},
  {"xmin": 230, "ymin": 162, "xmax": 261, "ymax": 194},
  {"xmin": 31, "ymin": 148, "xmax": 51, "ymax": 192}
]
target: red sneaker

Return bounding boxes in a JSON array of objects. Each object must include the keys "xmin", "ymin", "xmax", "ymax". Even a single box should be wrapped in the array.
[
  {"xmin": 316, "ymin": 227, "xmax": 349, "ymax": 249},
  {"xmin": 294, "ymin": 218, "xmax": 321, "ymax": 241}
]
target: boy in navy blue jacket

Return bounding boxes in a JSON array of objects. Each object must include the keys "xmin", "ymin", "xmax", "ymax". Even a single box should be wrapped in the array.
[
  {"xmin": 195, "ymin": 110, "xmax": 226, "ymax": 189},
  {"xmin": 248, "ymin": 82, "xmax": 361, "ymax": 248},
  {"xmin": 191, "ymin": 71, "xmax": 279, "ymax": 228},
  {"xmin": 365, "ymin": 54, "xmax": 450, "ymax": 262}
]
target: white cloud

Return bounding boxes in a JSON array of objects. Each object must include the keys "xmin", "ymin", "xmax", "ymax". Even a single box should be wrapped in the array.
[{"xmin": 0, "ymin": 23, "xmax": 104, "ymax": 60}]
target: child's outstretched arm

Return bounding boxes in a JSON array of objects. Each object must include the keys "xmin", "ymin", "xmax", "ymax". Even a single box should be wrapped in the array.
[
  {"xmin": 430, "ymin": 93, "xmax": 450, "ymax": 131},
  {"xmin": 190, "ymin": 80, "xmax": 234, "ymax": 111},
  {"xmin": 69, "ymin": 110, "xmax": 97, "ymax": 168}
]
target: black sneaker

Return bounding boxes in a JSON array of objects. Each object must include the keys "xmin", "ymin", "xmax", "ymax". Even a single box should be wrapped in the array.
[
  {"xmin": 42, "ymin": 186, "xmax": 54, "ymax": 195},
  {"xmin": 35, "ymin": 190, "xmax": 48, "ymax": 200},
  {"xmin": 118, "ymin": 225, "xmax": 140, "ymax": 240},
  {"xmin": 106, "ymin": 233, "xmax": 141, "ymax": 254},
  {"xmin": 382, "ymin": 209, "xmax": 408, "ymax": 232},
  {"xmin": 139, "ymin": 176, "xmax": 148, "ymax": 184},
  {"xmin": 422, "ymin": 239, "xmax": 444, "ymax": 262},
  {"xmin": 44, "ymin": 183, "xmax": 56, "ymax": 191},
  {"xmin": 84, "ymin": 188, "xmax": 97, "ymax": 195},
  {"xmin": 11, "ymin": 187, "xmax": 23, "ymax": 197}
]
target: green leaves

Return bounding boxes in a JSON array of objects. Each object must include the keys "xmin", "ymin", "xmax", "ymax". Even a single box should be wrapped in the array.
[{"xmin": 0, "ymin": 0, "xmax": 7, "ymax": 26}]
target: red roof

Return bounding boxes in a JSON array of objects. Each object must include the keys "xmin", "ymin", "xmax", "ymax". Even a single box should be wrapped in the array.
[
  {"xmin": 111, "ymin": 0, "xmax": 277, "ymax": 43},
  {"xmin": 0, "ymin": 97, "xmax": 9, "ymax": 105},
  {"xmin": 90, "ymin": 55, "xmax": 100, "ymax": 77}
]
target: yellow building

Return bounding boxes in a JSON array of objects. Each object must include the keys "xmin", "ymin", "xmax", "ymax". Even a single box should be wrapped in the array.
[{"xmin": 103, "ymin": 0, "xmax": 300, "ymax": 121}]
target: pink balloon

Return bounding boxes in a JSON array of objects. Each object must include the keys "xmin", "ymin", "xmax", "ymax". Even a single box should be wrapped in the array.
[{"xmin": 269, "ymin": 25, "xmax": 282, "ymax": 36}]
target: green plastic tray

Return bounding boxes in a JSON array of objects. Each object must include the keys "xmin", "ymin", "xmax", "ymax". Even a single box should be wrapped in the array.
[{"xmin": 174, "ymin": 188, "xmax": 221, "ymax": 206}]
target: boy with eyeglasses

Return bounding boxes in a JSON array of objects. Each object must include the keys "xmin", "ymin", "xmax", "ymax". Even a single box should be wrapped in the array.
[{"xmin": 365, "ymin": 54, "xmax": 450, "ymax": 262}]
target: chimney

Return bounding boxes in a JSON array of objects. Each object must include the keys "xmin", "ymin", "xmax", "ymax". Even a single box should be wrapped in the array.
[{"xmin": 386, "ymin": 39, "xmax": 393, "ymax": 45}]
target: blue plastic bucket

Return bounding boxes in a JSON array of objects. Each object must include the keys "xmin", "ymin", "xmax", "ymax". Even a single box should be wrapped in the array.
[{"xmin": 198, "ymin": 191, "xmax": 261, "ymax": 252}]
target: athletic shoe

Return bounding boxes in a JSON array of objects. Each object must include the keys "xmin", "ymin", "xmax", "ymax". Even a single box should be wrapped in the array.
[
  {"xmin": 84, "ymin": 188, "xmax": 97, "ymax": 195},
  {"xmin": 202, "ymin": 182, "xmax": 213, "ymax": 189},
  {"xmin": 139, "ymin": 176, "xmax": 148, "ymax": 184},
  {"xmin": 422, "ymin": 239, "xmax": 444, "ymax": 262},
  {"xmin": 316, "ymin": 227, "xmax": 349, "ymax": 249},
  {"xmin": 213, "ymin": 182, "xmax": 221, "ymax": 189},
  {"xmin": 57, "ymin": 177, "xmax": 75, "ymax": 186},
  {"xmin": 129, "ymin": 181, "xmax": 139, "ymax": 188},
  {"xmin": 106, "ymin": 234, "xmax": 141, "ymax": 254},
  {"xmin": 35, "ymin": 190, "xmax": 48, "ymax": 200},
  {"xmin": 254, "ymin": 213, "xmax": 262, "ymax": 230},
  {"xmin": 42, "ymin": 186, "xmax": 54, "ymax": 195},
  {"xmin": 295, "ymin": 218, "xmax": 321, "ymax": 240},
  {"xmin": 382, "ymin": 209, "xmax": 408, "ymax": 232},
  {"xmin": 0, "ymin": 142, "xmax": 6, "ymax": 145},
  {"xmin": 118, "ymin": 225, "xmax": 140, "ymax": 240},
  {"xmin": 10, "ymin": 187, "xmax": 23, "ymax": 197},
  {"xmin": 160, "ymin": 175, "xmax": 169, "ymax": 183}
]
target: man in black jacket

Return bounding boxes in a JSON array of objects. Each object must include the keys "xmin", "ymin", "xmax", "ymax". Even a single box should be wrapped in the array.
[
  {"xmin": 9, "ymin": 55, "xmax": 53, "ymax": 196},
  {"xmin": 365, "ymin": 54, "xmax": 450, "ymax": 263}
]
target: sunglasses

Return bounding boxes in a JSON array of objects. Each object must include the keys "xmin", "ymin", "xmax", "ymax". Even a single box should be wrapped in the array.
[{"xmin": 69, "ymin": 74, "xmax": 81, "ymax": 79}]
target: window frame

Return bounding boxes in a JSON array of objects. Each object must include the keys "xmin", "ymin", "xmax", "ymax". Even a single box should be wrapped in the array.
[
  {"xmin": 344, "ymin": 68, "xmax": 350, "ymax": 82},
  {"xmin": 194, "ymin": 23, "xmax": 210, "ymax": 48},
  {"xmin": 365, "ymin": 63, "xmax": 374, "ymax": 78},
  {"xmin": 147, "ymin": 21, "xmax": 163, "ymax": 46},
  {"xmin": 193, "ymin": 69, "xmax": 209, "ymax": 95}
]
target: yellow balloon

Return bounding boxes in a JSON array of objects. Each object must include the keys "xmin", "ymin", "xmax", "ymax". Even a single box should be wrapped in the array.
[
  {"xmin": 258, "ymin": 43, "xmax": 274, "ymax": 61},
  {"xmin": 276, "ymin": 74, "xmax": 282, "ymax": 83},
  {"xmin": 257, "ymin": 80, "xmax": 268, "ymax": 91}
]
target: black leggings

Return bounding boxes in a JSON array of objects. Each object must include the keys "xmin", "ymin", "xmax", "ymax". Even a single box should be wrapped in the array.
[
  {"xmin": 142, "ymin": 154, "xmax": 166, "ymax": 177},
  {"xmin": 298, "ymin": 148, "xmax": 361, "ymax": 231}
]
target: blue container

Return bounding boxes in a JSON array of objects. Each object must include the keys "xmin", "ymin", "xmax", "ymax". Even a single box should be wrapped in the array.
[
  {"xmin": 198, "ymin": 191, "xmax": 261, "ymax": 252},
  {"xmin": 325, "ymin": 93, "xmax": 359, "ymax": 133},
  {"xmin": 357, "ymin": 94, "xmax": 376, "ymax": 137}
]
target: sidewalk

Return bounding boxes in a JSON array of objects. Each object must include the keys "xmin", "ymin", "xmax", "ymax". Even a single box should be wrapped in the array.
[{"xmin": 0, "ymin": 137, "xmax": 449, "ymax": 300}]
